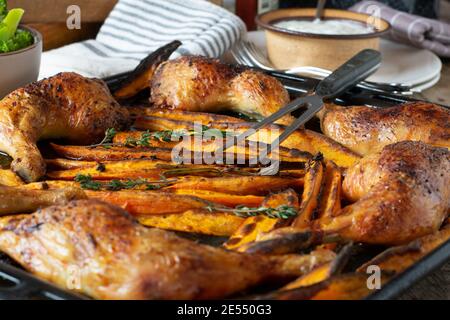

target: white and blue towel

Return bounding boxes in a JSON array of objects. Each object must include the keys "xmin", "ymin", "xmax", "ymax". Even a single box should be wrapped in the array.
[{"xmin": 39, "ymin": 0, "xmax": 246, "ymax": 79}]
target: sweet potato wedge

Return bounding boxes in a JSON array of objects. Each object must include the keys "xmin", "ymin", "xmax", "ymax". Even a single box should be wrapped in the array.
[
  {"xmin": 45, "ymin": 159, "xmax": 99, "ymax": 170},
  {"xmin": 173, "ymin": 189, "xmax": 264, "ymax": 207},
  {"xmin": 138, "ymin": 209, "xmax": 245, "ymax": 236},
  {"xmin": 167, "ymin": 176, "xmax": 303, "ymax": 195},
  {"xmin": 282, "ymin": 242, "xmax": 353, "ymax": 290},
  {"xmin": 84, "ymin": 190, "xmax": 211, "ymax": 216},
  {"xmin": 292, "ymin": 157, "xmax": 325, "ymax": 228},
  {"xmin": 256, "ymin": 273, "xmax": 389, "ymax": 300},
  {"xmin": 113, "ymin": 40, "xmax": 181, "ymax": 99},
  {"xmin": 224, "ymin": 189, "xmax": 299, "ymax": 251},
  {"xmin": 49, "ymin": 143, "xmax": 176, "ymax": 162},
  {"xmin": 0, "ymin": 169, "xmax": 24, "ymax": 186},
  {"xmin": 317, "ymin": 161, "xmax": 342, "ymax": 221},
  {"xmin": 128, "ymin": 107, "xmax": 243, "ymax": 124},
  {"xmin": 49, "ymin": 143, "xmax": 305, "ymax": 166},
  {"xmin": 134, "ymin": 118, "xmax": 360, "ymax": 167}
]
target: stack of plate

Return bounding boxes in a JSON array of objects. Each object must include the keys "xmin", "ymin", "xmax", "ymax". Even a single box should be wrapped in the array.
[{"xmin": 246, "ymin": 31, "xmax": 442, "ymax": 93}]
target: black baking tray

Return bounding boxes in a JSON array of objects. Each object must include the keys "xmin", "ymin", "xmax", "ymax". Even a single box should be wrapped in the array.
[{"xmin": 0, "ymin": 67, "xmax": 448, "ymax": 300}]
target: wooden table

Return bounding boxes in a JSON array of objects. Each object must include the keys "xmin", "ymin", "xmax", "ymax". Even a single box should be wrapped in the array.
[{"xmin": 398, "ymin": 59, "xmax": 450, "ymax": 300}]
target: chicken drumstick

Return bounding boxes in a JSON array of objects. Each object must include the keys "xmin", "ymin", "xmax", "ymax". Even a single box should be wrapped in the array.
[{"xmin": 0, "ymin": 72, "xmax": 130, "ymax": 182}]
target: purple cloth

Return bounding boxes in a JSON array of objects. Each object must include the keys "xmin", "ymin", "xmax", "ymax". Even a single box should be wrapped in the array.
[{"xmin": 350, "ymin": 0, "xmax": 450, "ymax": 57}]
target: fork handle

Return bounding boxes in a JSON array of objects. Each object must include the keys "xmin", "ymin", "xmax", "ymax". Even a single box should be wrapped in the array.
[{"xmin": 315, "ymin": 49, "xmax": 381, "ymax": 100}]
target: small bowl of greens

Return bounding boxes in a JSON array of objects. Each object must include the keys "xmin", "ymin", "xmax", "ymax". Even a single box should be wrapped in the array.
[{"xmin": 0, "ymin": 0, "xmax": 42, "ymax": 98}]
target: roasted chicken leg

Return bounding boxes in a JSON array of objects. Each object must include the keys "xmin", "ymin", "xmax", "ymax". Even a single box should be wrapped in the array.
[
  {"xmin": 0, "ymin": 72, "xmax": 130, "ymax": 182},
  {"xmin": 150, "ymin": 56, "xmax": 292, "ymax": 124},
  {"xmin": 321, "ymin": 141, "xmax": 450, "ymax": 244},
  {"xmin": 319, "ymin": 102, "xmax": 450, "ymax": 155},
  {"xmin": 0, "ymin": 200, "xmax": 334, "ymax": 300},
  {"xmin": 0, "ymin": 185, "xmax": 86, "ymax": 216}
]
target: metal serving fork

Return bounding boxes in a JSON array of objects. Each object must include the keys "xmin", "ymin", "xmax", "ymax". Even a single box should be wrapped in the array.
[
  {"xmin": 231, "ymin": 40, "xmax": 412, "ymax": 95},
  {"xmin": 220, "ymin": 49, "xmax": 381, "ymax": 171}
]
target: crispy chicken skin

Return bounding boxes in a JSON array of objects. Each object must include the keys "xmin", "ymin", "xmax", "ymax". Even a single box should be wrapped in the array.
[
  {"xmin": 319, "ymin": 102, "xmax": 450, "ymax": 155},
  {"xmin": 0, "ymin": 72, "xmax": 130, "ymax": 182},
  {"xmin": 0, "ymin": 200, "xmax": 334, "ymax": 300},
  {"xmin": 321, "ymin": 141, "xmax": 450, "ymax": 245},
  {"xmin": 150, "ymin": 56, "xmax": 292, "ymax": 124},
  {"xmin": 0, "ymin": 185, "xmax": 86, "ymax": 215}
]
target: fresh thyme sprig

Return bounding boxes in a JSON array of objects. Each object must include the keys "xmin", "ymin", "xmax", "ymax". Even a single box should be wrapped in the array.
[
  {"xmin": 88, "ymin": 128, "xmax": 117, "ymax": 149},
  {"xmin": 74, "ymin": 174, "xmax": 102, "ymax": 190},
  {"xmin": 205, "ymin": 204, "xmax": 298, "ymax": 219},
  {"xmin": 88, "ymin": 126, "xmax": 231, "ymax": 149},
  {"xmin": 74, "ymin": 174, "xmax": 175, "ymax": 191}
]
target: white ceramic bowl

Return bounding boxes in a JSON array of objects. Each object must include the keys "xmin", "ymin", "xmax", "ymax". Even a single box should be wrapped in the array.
[{"xmin": 0, "ymin": 26, "xmax": 42, "ymax": 98}]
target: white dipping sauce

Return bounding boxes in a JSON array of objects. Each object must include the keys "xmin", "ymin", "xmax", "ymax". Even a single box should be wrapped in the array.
[{"xmin": 274, "ymin": 19, "xmax": 375, "ymax": 35}]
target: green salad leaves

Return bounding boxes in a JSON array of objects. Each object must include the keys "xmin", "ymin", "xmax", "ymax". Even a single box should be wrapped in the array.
[{"xmin": 0, "ymin": 1, "xmax": 34, "ymax": 53}]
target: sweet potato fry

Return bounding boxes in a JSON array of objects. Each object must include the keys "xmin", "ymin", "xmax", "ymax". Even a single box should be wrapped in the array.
[
  {"xmin": 138, "ymin": 209, "xmax": 245, "ymax": 236},
  {"xmin": 84, "ymin": 190, "xmax": 211, "ymax": 216},
  {"xmin": 45, "ymin": 158, "xmax": 99, "ymax": 170},
  {"xmin": 292, "ymin": 157, "xmax": 325, "ymax": 228},
  {"xmin": 49, "ymin": 142, "xmax": 304, "ymax": 166},
  {"xmin": 49, "ymin": 143, "xmax": 176, "ymax": 162},
  {"xmin": 113, "ymin": 131, "xmax": 311, "ymax": 164},
  {"xmin": 282, "ymin": 242, "xmax": 353, "ymax": 289},
  {"xmin": 256, "ymin": 273, "xmax": 389, "ymax": 300},
  {"xmin": 167, "ymin": 176, "xmax": 303, "ymax": 195},
  {"xmin": 0, "ymin": 169, "xmax": 24, "ymax": 186},
  {"xmin": 357, "ymin": 222, "xmax": 450, "ymax": 275},
  {"xmin": 134, "ymin": 118, "xmax": 360, "ymax": 167},
  {"xmin": 128, "ymin": 107, "xmax": 243, "ymax": 124},
  {"xmin": 317, "ymin": 161, "xmax": 342, "ymax": 221},
  {"xmin": 224, "ymin": 189, "xmax": 299, "ymax": 251},
  {"xmin": 173, "ymin": 189, "xmax": 264, "ymax": 207}
]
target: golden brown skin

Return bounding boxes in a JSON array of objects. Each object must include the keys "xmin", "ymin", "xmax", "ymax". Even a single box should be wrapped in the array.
[
  {"xmin": 0, "ymin": 200, "xmax": 334, "ymax": 300},
  {"xmin": 0, "ymin": 185, "xmax": 86, "ymax": 216},
  {"xmin": 319, "ymin": 102, "xmax": 450, "ymax": 155},
  {"xmin": 0, "ymin": 72, "xmax": 131, "ymax": 182},
  {"xmin": 321, "ymin": 141, "xmax": 450, "ymax": 245},
  {"xmin": 150, "ymin": 56, "xmax": 292, "ymax": 124}
]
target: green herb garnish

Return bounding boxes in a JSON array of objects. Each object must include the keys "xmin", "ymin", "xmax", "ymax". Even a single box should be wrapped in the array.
[
  {"xmin": 206, "ymin": 204, "xmax": 298, "ymax": 219},
  {"xmin": 74, "ymin": 174, "xmax": 102, "ymax": 191},
  {"xmin": 74, "ymin": 174, "xmax": 176, "ymax": 191},
  {"xmin": 88, "ymin": 128, "xmax": 117, "ymax": 148}
]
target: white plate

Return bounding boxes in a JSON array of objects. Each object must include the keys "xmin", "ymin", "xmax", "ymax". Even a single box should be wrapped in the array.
[{"xmin": 246, "ymin": 31, "xmax": 442, "ymax": 91}]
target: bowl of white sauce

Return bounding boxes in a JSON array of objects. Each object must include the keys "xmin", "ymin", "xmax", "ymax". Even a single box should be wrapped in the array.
[{"xmin": 256, "ymin": 8, "xmax": 390, "ymax": 70}]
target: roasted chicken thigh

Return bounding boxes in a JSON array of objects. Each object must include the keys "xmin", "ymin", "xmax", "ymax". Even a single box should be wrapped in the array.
[
  {"xmin": 321, "ymin": 141, "xmax": 450, "ymax": 244},
  {"xmin": 150, "ymin": 56, "xmax": 292, "ymax": 124},
  {"xmin": 0, "ymin": 72, "xmax": 130, "ymax": 182},
  {"xmin": 319, "ymin": 102, "xmax": 450, "ymax": 155},
  {"xmin": 0, "ymin": 200, "xmax": 334, "ymax": 299}
]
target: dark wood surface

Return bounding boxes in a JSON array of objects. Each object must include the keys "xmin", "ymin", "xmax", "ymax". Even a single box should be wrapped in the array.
[{"xmin": 398, "ymin": 262, "xmax": 450, "ymax": 300}]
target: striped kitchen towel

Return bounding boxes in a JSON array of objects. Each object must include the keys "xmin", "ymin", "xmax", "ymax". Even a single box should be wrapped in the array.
[
  {"xmin": 350, "ymin": 1, "xmax": 450, "ymax": 57},
  {"xmin": 39, "ymin": 0, "xmax": 246, "ymax": 79}
]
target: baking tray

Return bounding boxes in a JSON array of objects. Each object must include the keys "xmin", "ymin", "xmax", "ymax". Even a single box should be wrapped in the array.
[{"xmin": 0, "ymin": 68, "xmax": 448, "ymax": 300}]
